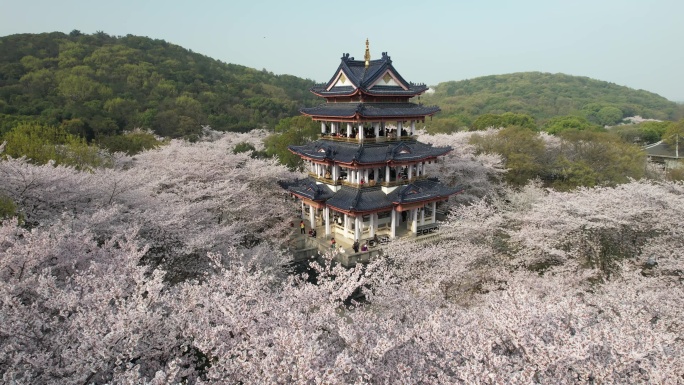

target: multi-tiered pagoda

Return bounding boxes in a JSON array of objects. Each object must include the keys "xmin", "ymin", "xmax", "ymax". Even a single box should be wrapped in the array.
[{"xmin": 288, "ymin": 40, "xmax": 462, "ymax": 242}]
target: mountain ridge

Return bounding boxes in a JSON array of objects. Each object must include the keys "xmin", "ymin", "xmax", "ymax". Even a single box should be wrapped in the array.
[
  {"xmin": 0, "ymin": 31, "xmax": 680, "ymax": 139},
  {"xmin": 421, "ymin": 71, "xmax": 680, "ymax": 131}
]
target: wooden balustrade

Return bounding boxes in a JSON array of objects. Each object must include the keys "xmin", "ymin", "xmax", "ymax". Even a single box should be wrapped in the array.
[
  {"xmin": 320, "ymin": 134, "xmax": 415, "ymax": 143},
  {"xmin": 307, "ymin": 171, "xmax": 428, "ymax": 188},
  {"xmin": 307, "ymin": 172, "xmax": 340, "ymax": 185}
]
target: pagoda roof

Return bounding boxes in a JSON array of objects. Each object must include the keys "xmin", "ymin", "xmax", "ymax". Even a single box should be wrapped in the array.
[
  {"xmin": 314, "ymin": 180, "xmax": 463, "ymax": 214},
  {"xmin": 285, "ymin": 178, "xmax": 463, "ymax": 214},
  {"xmin": 387, "ymin": 179, "xmax": 464, "ymax": 205},
  {"xmin": 325, "ymin": 186, "xmax": 394, "ymax": 213},
  {"xmin": 287, "ymin": 179, "xmax": 335, "ymax": 201},
  {"xmin": 311, "ymin": 52, "xmax": 429, "ymax": 97},
  {"xmin": 288, "ymin": 140, "xmax": 451, "ymax": 166},
  {"xmin": 300, "ymin": 102, "xmax": 439, "ymax": 120}
]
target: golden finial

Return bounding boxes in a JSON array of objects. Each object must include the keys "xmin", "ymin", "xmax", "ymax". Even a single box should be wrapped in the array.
[{"xmin": 364, "ymin": 38, "xmax": 370, "ymax": 68}]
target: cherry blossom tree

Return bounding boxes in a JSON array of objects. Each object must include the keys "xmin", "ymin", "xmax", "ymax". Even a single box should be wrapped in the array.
[
  {"xmin": 1, "ymin": 130, "xmax": 302, "ymax": 279},
  {"xmin": 418, "ymin": 130, "xmax": 505, "ymax": 204},
  {"xmin": 2, "ymin": 131, "xmax": 683, "ymax": 384},
  {"xmin": 508, "ymin": 180, "xmax": 684, "ymax": 277},
  {"xmin": 0, "ymin": 216, "xmax": 192, "ymax": 384}
]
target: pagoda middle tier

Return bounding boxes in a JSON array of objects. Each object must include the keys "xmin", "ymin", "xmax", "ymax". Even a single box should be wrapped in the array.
[{"xmin": 289, "ymin": 138, "xmax": 451, "ymax": 167}]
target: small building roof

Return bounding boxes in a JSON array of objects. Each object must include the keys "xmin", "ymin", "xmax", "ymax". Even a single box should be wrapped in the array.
[
  {"xmin": 288, "ymin": 140, "xmax": 452, "ymax": 166},
  {"xmin": 288, "ymin": 180, "xmax": 335, "ymax": 201},
  {"xmin": 311, "ymin": 52, "xmax": 429, "ymax": 97},
  {"xmin": 644, "ymin": 141, "xmax": 683, "ymax": 159},
  {"xmin": 300, "ymin": 102, "xmax": 440, "ymax": 120}
]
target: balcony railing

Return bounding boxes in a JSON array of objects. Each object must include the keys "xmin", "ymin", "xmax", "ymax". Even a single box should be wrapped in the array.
[
  {"xmin": 308, "ymin": 172, "xmax": 340, "ymax": 185},
  {"xmin": 340, "ymin": 180, "xmax": 381, "ymax": 188},
  {"xmin": 320, "ymin": 134, "xmax": 416, "ymax": 143},
  {"xmin": 380, "ymin": 174, "xmax": 428, "ymax": 187},
  {"xmin": 308, "ymin": 172, "xmax": 428, "ymax": 188}
]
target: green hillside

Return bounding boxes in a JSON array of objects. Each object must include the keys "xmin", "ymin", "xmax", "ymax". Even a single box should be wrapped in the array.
[
  {"xmin": 2, "ymin": 32, "xmax": 682, "ymax": 141},
  {"xmin": 0, "ymin": 31, "xmax": 318, "ymax": 140},
  {"xmin": 422, "ymin": 72, "xmax": 682, "ymax": 132}
]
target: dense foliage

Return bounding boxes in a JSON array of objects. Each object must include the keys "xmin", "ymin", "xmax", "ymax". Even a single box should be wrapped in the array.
[
  {"xmin": 1, "ymin": 131, "xmax": 683, "ymax": 384},
  {"xmin": 1, "ymin": 122, "xmax": 106, "ymax": 169},
  {"xmin": 263, "ymin": 116, "xmax": 320, "ymax": 170},
  {"xmin": 470, "ymin": 112, "xmax": 537, "ymax": 131},
  {"xmin": 469, "ymin": 127, "xmax": 647, "ymax": 188},
  {"xmin": 0, "ymin": 31, "xmax": 318, "ymax": 141},
  {"xmin": 422, "ymin": 72, "xmax": 683, "ymax": 133}
]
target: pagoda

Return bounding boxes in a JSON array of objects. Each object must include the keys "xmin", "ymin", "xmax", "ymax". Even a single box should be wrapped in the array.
[{"xmin": 288, "ymin": 40, "xmax": 462, "ymax": 242}]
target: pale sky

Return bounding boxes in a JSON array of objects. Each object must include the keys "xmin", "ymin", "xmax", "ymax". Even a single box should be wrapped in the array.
[{"xmin": 2, "ymin": 0, "xmax": 683, "ymax": 101}]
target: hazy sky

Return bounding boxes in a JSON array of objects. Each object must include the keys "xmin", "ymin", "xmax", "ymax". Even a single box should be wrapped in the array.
[{"xmin": 2, "ymin": 0, "xmax": 683, "ymax": 101}]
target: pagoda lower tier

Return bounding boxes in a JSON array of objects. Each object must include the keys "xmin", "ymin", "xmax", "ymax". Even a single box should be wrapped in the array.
[{"xmin": 288, "ymin": 169, "xmax": 463, "ymax": 241}]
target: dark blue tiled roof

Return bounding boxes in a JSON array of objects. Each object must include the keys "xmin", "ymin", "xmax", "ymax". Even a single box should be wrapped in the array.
[
  {"xmin": 311, "ymin": 84, "xmax": 428, "ymax": 96},
  {"xmin": 322, "ymin": 180, "xmax": 463, "ymax": 213},
  {"xmin": 300, "ymin": 102, "xmax": 440, "ymax": 119},
  {"xmin": 288, "ymin": 140, "xmax": 451, "ymax": 165},
  {"xmin": 386, "ymin": 179, "xmax": 464, "ymax": 204},
  {"xmin": 311, "ymin": 52, "xmax": 429, "ymax": 97},
  {"xmin": 364, "ymin": 85, "xmax": 429, "ymax": 95},
  {"xmin": 325, "ymin": 186, "xmax": 394, "ymax": 213},
  {"xmin": 285, "ymin": 178, "xmax": 462, "ymax": 213},
  {"xmin": 288, "ymin": 179, "xmax": 335, "ymax": 201}
]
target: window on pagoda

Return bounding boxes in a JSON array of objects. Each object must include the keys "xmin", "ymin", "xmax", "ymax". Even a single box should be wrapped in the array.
[{"xmin": 377, "ymin": 211, "xmax": 391, "ymax": 220}]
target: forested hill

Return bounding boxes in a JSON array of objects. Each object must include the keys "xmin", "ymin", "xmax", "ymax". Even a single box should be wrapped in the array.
[
  {"xmin": 0, "ymin": 31, "xmax": 319, "ymax": 139},
  {"xmin": 2, "ymin": 32, "xmax": 681, "ymax": 141},
  {"xmin": 423, "ymin": 72, "xmax": 681, "ymax": 132}
]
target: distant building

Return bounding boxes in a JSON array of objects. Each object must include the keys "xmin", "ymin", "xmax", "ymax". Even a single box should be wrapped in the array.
[{"xmin": 287, "ymin": 40, "xmax": 463, "ymax": 242}]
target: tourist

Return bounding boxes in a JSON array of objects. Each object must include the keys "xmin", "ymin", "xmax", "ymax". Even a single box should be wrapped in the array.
[
  {"xmin": 311, "ymin": 229, "xmax": 317, "ymax": 238},
  {"xmin": 352, "ymin": 239, "xmax": 359, "ymax": 253},
  {"xmin": 300, "ymin": 220, "xmax": 305, "ymax": 234},
  {"xmin": 361, "ymin": 242, "xmax": 368, "ymax": 252},
  {"xmin": 331, "ymin": 238, "xmax": 336, "ymax": 249}
]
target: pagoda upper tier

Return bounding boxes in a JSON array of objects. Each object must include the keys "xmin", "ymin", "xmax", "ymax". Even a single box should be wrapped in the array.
[
  {"xmin": 308, "ymin": 51, "xmax": 433, "ymax": 100},
  {"xmin": 300, "ymin": 102, "xmax": 439, "ymax": 121}
]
